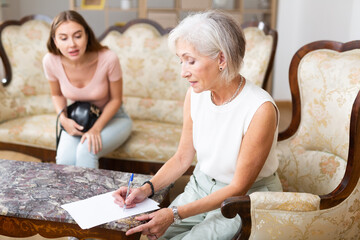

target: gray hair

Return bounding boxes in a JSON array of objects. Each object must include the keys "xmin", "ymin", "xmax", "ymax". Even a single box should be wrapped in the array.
[{"xmin": 168, "ymin": 10, "xmax": 246, "ymax": 83}]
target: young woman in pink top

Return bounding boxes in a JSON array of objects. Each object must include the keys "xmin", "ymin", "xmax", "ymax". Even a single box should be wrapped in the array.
[{"xmin": 43, "ymin": 10, "xmax": 132, "ymax": 169}]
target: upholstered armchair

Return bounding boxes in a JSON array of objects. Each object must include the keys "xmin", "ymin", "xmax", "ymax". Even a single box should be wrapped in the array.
[{"xmin": 221, "ymin": 40, "xmax": 360, "ymax": 239}]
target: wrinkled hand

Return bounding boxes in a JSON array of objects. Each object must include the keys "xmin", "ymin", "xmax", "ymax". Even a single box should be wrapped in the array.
[
  {"xmin": 126, "ymin": 208, "xmax": 174, "ymax": 239},
  {"xmin": 61, "ymin": 117, "xmax": 84, "ymax": 136},
  {"xmin": 112, "ymin": 186, "xmax": 148, "ymax": 208},
  {"xmin": 80, "ymin": 127, "xmax": 102, "ymax": 154}
]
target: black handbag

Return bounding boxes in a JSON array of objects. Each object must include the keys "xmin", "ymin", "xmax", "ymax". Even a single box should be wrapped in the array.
[{"xmin": 56, "ymin": 101, "xmax": 101, "ymax": 150}]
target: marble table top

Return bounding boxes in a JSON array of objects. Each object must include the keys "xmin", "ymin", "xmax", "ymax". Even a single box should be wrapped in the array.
[{"xmin": 0, "ymin": 159, "xmax": 169, "ymax": 232}]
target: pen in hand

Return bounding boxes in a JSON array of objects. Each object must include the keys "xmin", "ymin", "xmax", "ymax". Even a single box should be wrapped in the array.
[{"xmin": 123, "ymin": 173, "xmax": 134, "ymax": 210}]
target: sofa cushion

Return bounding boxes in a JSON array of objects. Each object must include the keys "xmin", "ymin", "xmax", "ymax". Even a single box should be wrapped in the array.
[
  {"xmin": 0, "ymin": 116, "xmax": 181, "ymax": 164},
  {"xmin": 0, "ymin": 114, "xmax": 55, "ymax": 150},
  {"xmin": 0, "ymin": 19, "xmax": 53, "ymax": 119},
  {"xmin": 0, "ymin": 90, "xmax": 54, "ymax": 123},
  {"xmin": 123, "ymin": 97, "xmax": 183, "ymax": 125},
  {"xmin": 105, "ymin": 120, "xmax": 182, "ymax": 163},
  {"xmin": 241, "ymin": 26, "xmax": 274, "ymax": 87},
  {"xmin": 100, "ymin": 23, "xmax": 187, "ymax": 125}
]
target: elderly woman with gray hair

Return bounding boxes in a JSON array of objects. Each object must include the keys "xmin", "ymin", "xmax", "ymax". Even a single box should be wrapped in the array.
[{"xmin": 113, "ymin": 10, "xmax": 282, "ymax": 240}]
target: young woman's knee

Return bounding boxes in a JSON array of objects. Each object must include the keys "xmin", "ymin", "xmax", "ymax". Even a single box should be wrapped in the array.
[{"xmin": 75, "ymin": 142, "xmax": 99, "ymax": 168}]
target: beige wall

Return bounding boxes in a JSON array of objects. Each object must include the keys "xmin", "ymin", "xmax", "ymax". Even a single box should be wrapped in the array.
[{"xmin": 273, "ymin": 0, "xmax": 360, "ymax": 100}]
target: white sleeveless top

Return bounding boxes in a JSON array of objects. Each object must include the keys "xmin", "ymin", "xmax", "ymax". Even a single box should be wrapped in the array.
[{"xmin": 191, "ymin": 80, "xmax": 279, "ymax": 184}]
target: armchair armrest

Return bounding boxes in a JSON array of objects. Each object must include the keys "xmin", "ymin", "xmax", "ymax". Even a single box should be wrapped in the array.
[
  {"xmin": 250, "ymin": 192, "xmax": 320, "ymax": 211},
  {"xmin": 221, "ymin": 192, "xmax": 320, "ymax": 240},
  {"xmin": 221, "ymin": 195, "xmax": 250, "ymax": 240}
]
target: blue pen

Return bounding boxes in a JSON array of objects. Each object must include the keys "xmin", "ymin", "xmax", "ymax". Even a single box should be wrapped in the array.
[{"xmin": 123, "ymin": 173, "xmax": 134, "ymax": 209}]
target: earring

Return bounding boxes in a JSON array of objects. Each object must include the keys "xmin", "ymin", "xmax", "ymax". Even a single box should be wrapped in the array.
[{"xmin": 219, "ymin": 67, "xmax": 223, "ymax": 71}]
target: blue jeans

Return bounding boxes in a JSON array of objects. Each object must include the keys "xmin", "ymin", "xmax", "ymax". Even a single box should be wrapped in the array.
[
  {"xmin": 56, "ymin": 106, "xmax": 132, "ymax": 168},
  {"xmin": 160, "ymin": 166, "xmax": 283, "ymax": 240}
]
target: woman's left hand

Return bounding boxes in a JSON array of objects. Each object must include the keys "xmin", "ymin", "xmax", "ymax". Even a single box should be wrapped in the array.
[
  {"xmin": 126, "ymin": 208, "xmax": 174, "ymax": 239},
  {"xmin": 80, "ymin": 127, "xmax": 102, "ymax": 154}
]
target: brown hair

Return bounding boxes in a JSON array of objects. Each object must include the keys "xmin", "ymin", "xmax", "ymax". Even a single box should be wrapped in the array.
[{"xmin": 47, "ymin": 10, "xmax": 106, "ymax": 55}]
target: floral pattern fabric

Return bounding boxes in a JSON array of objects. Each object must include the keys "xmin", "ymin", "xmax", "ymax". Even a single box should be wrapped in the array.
[
  {"xmin": 0, "ymin": 20, "xmax": 55, "ymax": 152},
  {"xmin": 250, "ymin": 192, "xmax": 320, "ymax": 212},
  {"xmin": 277, "ymin": 50, "xmax": 360, "ymax": 195},
  {"xmin": 105, "ymin": 120, "xmax": 182, "ymax": 162},
  {"xmin": 100, "ymin": 24, "xmax": 187, "ymax": 125},
  {"xmin": 241, "ymin": 27, "xmax": 273, "ymax": 87},
  {"xmin": 0, "ymin": 20, "xmax": 53, "ymax": 123},
  {"xmin": 0, "ymin": 114, "xmax": 56, "ymax": 149},
  {"xmin": 249, "ymin": 49, "xmax": 360, "ymax": 239}
]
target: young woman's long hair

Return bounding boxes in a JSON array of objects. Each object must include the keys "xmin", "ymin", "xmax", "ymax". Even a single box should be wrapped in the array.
[{"xmin": 47, "ymin": 10, "xmax": 106, "ymax": 55}]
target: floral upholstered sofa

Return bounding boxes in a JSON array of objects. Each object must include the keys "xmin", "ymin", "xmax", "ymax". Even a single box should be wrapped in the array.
[{"xmin": 0, "ymin": 15, "xmax": 277, "ymax": 174}]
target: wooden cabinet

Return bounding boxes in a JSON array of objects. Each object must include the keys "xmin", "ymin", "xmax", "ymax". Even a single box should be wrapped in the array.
[{"xmin": 70, "ymin": 0, "xmax": 277, "ymax": 29}]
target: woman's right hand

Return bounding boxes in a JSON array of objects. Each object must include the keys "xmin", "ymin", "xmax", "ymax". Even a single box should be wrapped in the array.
[
  {"xmin": 60, "ymin": 116, "xmax": 84, "ymax": 136},
  {"xmin": 112, "ymin": 186, "xmax": 149, "ymax": 208}
]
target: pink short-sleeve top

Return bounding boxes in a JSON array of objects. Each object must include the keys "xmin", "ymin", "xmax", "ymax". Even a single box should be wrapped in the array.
[{"xmin": 42, "ymin": 49, "xmax": 122, "ymax": 110}]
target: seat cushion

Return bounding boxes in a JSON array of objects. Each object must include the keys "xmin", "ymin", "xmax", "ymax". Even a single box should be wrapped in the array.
[
  {"xmin": 0, "ymin": 114, "xmax": 56, "ymax": 150},
  {"xmin": 276, "ymin": 145, "xmax": 347, "ymax": 195},
  {"xmin": 105, "ymin": 120, "xmax": 182, "ymax": 163},
  {"xmin": 0, "ymin": 115, "xmax": 182, "ymax": 164}
]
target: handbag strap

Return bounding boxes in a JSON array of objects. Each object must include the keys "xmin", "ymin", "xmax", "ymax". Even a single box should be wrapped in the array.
[{"xmin": 56, "ymin": 108, "xmax": 66, "ymax": 151}]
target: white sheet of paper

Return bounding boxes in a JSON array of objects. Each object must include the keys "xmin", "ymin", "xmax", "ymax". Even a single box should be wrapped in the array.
[{"xmin": 61, "ymin": 191, "xmax": 159, "ymax": 229}]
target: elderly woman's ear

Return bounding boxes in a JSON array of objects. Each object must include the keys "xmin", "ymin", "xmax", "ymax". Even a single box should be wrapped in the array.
[{"xmin": 218, "ymin": 51, "xmax": 227, "ymax": 71}]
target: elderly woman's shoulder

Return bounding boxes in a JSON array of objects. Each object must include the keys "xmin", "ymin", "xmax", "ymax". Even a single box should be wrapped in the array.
[{"xmin": 245, "ymin": 80, "xmax": 274, "ymax": 102}]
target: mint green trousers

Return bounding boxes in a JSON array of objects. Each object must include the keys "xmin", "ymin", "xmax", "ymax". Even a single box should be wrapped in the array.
[{"xmin": 160, "ymin": 166, "xmax": 283, "ymax": 240}]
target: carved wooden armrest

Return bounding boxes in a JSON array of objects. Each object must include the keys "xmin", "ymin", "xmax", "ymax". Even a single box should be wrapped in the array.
[{"xmin": 221, "ymin": 195, "xmax": 250, "ymax": 240}]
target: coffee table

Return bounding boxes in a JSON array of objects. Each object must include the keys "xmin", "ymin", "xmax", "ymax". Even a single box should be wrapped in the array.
[{"xmin": 0, "ymin": 159, "xmax": 170, "ymax": 239}]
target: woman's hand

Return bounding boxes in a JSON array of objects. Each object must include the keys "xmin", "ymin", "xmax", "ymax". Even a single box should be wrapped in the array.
[
  {"xmin": 60, "ymin": 116, "xmax": 84, "ymax": 136},
  {"xmin": 125, "ymin": 208, "xmax": 174, "ymax": 239},
  {"xmin": 112, "ymin": 186, "xmax": 149, "ymax": 208},
  {"xmin": 80, "ymin": 127, "xmax": 102, "ymax": 154}
]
